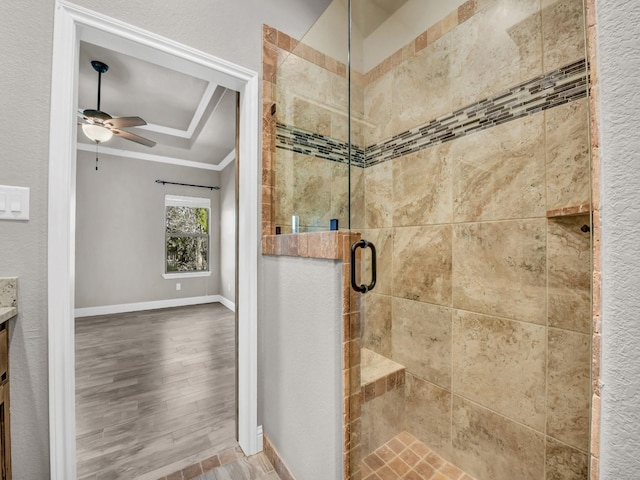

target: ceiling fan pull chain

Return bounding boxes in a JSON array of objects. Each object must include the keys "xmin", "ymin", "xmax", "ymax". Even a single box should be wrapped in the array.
[{"xmin": 95, "ymin": 144, "xmax": 99, "ymax": 171}]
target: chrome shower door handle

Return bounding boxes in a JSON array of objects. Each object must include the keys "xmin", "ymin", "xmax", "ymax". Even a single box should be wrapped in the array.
[{"xmin": 350, "ymin": 239, "xmax": 376, "ymax": 294}]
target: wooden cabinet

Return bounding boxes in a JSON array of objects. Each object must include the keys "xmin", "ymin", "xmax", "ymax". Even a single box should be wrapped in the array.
[{"xmin": 0, "ymin": 323, "xmax": 9, "ymax": 480}]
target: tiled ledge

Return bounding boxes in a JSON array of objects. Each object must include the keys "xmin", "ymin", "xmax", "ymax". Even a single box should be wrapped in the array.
[
  {"xmin": 262, "ymin": 230, "xmax": 360, "ymax": 260},
  {"xmin": 361, "ymin": 348, "xmax": 406, "ymax": 404},
  {"xmin": 547, "ymin": 202, "xmax": 591, "ymax": 218}
]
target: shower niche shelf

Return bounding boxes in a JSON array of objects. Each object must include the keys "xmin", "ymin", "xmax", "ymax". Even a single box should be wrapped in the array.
[{"xmin": 546, "ymin": 202, "xmax": 591, "ymax": 218}]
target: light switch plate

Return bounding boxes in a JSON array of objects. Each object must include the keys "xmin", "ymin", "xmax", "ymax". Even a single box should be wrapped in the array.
[{"xmin": 0, "ymin": 185, "xmax": 30, "ymax": 221}]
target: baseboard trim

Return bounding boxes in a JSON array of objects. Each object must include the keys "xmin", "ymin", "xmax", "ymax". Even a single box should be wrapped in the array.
[
  {"xmin": 263, "ymin": 434, "xmax": 296, "ymax": 480},
  {"xmin": 218, "ymin": 295, "xmax": 236, "ymax": 312},
  {"xmin": 256, "ymin": 425, "xmax": 264, "ymax": 452},
  {"xmin": 75, "ymin": 295, "xmax": 228, "ymax": 318}
]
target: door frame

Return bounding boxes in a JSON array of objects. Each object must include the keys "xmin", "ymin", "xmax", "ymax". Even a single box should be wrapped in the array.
[{"xmin": 48, "ymin": 2, "xmax": 261, "ymax": 478}]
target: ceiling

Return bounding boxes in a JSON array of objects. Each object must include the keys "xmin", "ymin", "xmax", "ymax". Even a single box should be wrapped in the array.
[
  {"xmin": 77, "ymin": 42, "xmax": 237, "ymax": 169},
  {"xmin": 349, "ymin": 0, "xmax": 409, "ymax": 37}
]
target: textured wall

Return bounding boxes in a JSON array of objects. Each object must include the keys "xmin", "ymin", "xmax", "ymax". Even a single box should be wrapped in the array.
[
  {"xmin": 597, "ymin": 0, "xmax": 640, "ymax": 477},
  {"xmin": 260, "ymin": 256, "xmax": 343, "ymax": 480},
  {"xmin": 0, "ymin": 0, "xmax": 330, "ymax": 477},
  {"xmin": 75, "ymin": 152, "xmax": 220, "ymax": 308},
  {"xmin": 0, "ymin": 2, "xmax": 57, "ymax": 477}
]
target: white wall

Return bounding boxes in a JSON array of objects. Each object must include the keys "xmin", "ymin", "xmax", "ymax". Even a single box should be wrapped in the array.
[
  {"xmin": 75, "ymin": 152, "xmax": 220, "ymax": 309},
  {"xmin": 0, "ymin": 0, "xmax": 330, "ymax": 477},
  {"xmin": 260, "ymin": 256, "xmax": 344, "ymax": 480},
  {"xmin": 219, "ymin": 160, "xmax": 236, "ymax": 305},
  {"xmin": 597, "ymin": 1, "xmax": 640, "ymax": 477},
  {"xmin": 301, "ymin": 0, "xmax": 354, "ymax": 69}
]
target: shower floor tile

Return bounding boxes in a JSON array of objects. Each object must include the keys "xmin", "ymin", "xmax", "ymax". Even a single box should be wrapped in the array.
[{"xmin": 362, "ymin": 432, "xmax": 476, "ymax": 480}]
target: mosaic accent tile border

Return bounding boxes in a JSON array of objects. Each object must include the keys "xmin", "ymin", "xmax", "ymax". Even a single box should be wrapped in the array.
[
  {"xmin": 276, "ymin": 123, "xmax": 366, "ymax": 167},
  {"xmin": 276, "ymin": 59, "xmax": 588, "ymax": 169},
  {"xmin": 367, "ymin": 59, "xmax": 588, "ymax": 166}
]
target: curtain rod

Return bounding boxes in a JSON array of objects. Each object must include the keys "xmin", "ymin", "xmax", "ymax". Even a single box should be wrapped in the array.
[{"xmin": 155, "ymin": 179, "xmax": 220, "ymax": 190}]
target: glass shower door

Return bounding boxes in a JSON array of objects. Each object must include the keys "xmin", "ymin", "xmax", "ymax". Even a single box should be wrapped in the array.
[{"xmin": 347, "ymin": 1, "xmax": 593, "ymax": 480}]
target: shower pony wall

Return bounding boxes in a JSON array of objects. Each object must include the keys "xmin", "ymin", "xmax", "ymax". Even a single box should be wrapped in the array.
[{"xmin": 263, "ymin": 0, "xmax": 593, "ymax": 479}]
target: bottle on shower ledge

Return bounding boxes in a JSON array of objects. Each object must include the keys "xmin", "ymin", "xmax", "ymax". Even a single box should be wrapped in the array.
[{"xmin": 292, "ymin": 215, "xmax": 300, "ymax": 233}]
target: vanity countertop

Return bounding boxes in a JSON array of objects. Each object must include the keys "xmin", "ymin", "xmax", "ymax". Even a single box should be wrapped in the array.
[
  {"xmin": 0, "ymin": 277, "xmax": 17, "ymax": 324},
  {"xmin": 0, "ymin": 307, "xmax": 16, "ymax": 324}
]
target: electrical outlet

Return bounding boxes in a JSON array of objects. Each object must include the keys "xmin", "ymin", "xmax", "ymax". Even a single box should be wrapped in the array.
[{"xmin": 176, "ymin": 283, "xmax": 181, "ymax": 291}]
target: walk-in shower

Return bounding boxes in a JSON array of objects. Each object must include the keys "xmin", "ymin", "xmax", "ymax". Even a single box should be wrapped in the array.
[{"xmin": 266, "ymin": 0, "xmax": 593, "ymax": 478}]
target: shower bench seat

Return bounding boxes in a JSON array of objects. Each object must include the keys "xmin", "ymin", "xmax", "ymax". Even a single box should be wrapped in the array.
[
  {"xmin": 360, "ymin": 348, "xmax": 406, "ymax": 456},
  {"xmin": 361, "ymin": 348, "xmax": 405, "ymax": 403}
]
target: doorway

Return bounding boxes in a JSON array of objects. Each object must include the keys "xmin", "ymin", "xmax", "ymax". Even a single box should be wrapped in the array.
[{"xmin": 48, "ymin": 3, "xmax": 260, "ymax": 479}]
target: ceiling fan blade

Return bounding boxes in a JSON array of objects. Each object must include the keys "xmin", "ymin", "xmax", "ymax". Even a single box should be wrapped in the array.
[
  {"xmin": 80, "ymin": 109, "xmax": 111, "ymax": 123},
  {"xmin": 105, "ymin": 116, "xmax": 147, "ymax": 128},
  {"xmin": 112, "ymin": 129, "xmax": 156, "ymax": 147}
]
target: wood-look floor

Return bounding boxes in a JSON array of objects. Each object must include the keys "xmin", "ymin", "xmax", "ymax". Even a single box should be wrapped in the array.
[{"xmin": 75, "ymin": 303, "xmax": 237, "ymax": 480}]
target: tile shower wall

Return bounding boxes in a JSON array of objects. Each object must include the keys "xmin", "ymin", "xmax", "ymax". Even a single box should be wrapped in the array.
[
  {"xmin": 359, "ymin": 1, "xmax": 592, "ymax": 480},
  {"xmin": 273, "ymin": 48, "xmax": 365, "ymax": 233}
]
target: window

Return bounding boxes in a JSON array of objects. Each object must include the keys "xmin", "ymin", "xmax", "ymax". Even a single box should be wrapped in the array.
[{"xmin": 163, "ymin": 195, "xmax": 211, "ymax": 278}]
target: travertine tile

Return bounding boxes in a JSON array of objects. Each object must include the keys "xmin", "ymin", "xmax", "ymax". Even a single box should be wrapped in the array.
[
  {"xmin": 393, "ymin": 225, "xmax": 452, "ymax": 307},
  {"xmin": 405, "ymin": 374, "xmax": 452, "ymax": 459},
  {"xmin": 547, "ymin": 328, "xmax": 591, "ymax": 451},
  {"xmin": 392, "ymin": 298, "xmax": 452, "ymax": 388},
  {"xmin": 392, "ymin": 35, "xmax": 452, "ymax": 138},
  {"xmin": 545, "ymin": 436, "xmax": 589, "ymax": 480},
  {"xmin": 330, "ymin": 67, "xmax": 350, "ymax": 113},
  {"xmin": 348, "ymin": 165, "xmax": 366, "ymax": 230},
  {"xmin": 458, "ymin": 0, "xmax": 477, "ymax": 24},
  {"xmin": 547, "ymin": 215, "xmax": 591, "ymax": 333},
  {"xmin": 330, "ymin": 162, "xmax": 354, "ymax": 230},
  {"xmin": 361, "ymin": 387, "xmax": 405, "ymax": 457},
  {"xmin": 360, "ymin": 348, "xmax": 403, "ymax": 387},
  {"xmin": 545, "ymin": 98, "xmax": 591, "ymax": 212},
  {"xmin": 277, "ymin": 53, "xmax": 333, "ymax": 109},
  {"xmin": 361, "ymin": 229, "xmax": 393, "ymax": 296},
  {"xmin": 541, "ymin": 0, "xmax": 586, "ymax": 72},
  {"xmin": 291, "ymin": 154, "xmax": 332, "ymax": 229},
  {"xmin": 452, "ymin": 219, "xmax": 546, "ymax": 324},
  {"xmin": 363, "ymin": 294, "xmax": 393, "ymax": 357},
  {"xmin": 364, "ymin": 71, "xmax": 394, "ymax": 143},
  {"xmin": 350, "ymin": 76, "xmax": 365, "ymax": 118},
  {"xmin": 274, "ymin": 149, "xmax": 294, "ymax": 228},
  {"xmin": 449, "ymin": 0, "xmax": 543, "ymax": 110},
  {"xmin": 452, "ymin": 396, "xmax": 545, "ymax": 480},
  {"xmin": 452, "ymin": 310, "xmax": 546, "ymax": 430},
  {"xmin": 451, "ymin": 113, "xmax": 545, "ymax": 222},
  {"xmin": 393, "ymin": 143, "xmax": 453, "ymax": 226},
  {"xmin": 289, "ymin": 97, "xmax": 331, "ymax": 137},
  {"xmin": 330, "ymin": 110, "xmax": 349, "ymax": 144},
  {"xmin": 365, "ymin": 162, "xmax": 393, "ymax": 229}
]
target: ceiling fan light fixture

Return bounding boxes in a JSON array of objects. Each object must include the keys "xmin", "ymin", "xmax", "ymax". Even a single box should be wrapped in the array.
[{"xmin": 82, "ymin": 123, "xmax": 113, "ymax": 144}]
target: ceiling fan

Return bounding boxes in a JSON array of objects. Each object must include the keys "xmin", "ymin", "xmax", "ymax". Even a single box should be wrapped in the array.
[{"xmin": 78, "ymin": 60, "xmax": 156, "ymax": 147}]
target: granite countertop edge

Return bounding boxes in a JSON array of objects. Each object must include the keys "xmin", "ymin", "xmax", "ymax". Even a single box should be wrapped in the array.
[{"xmin": 0, "ymin": 307, "xmax": 17, "ymax": 324}]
